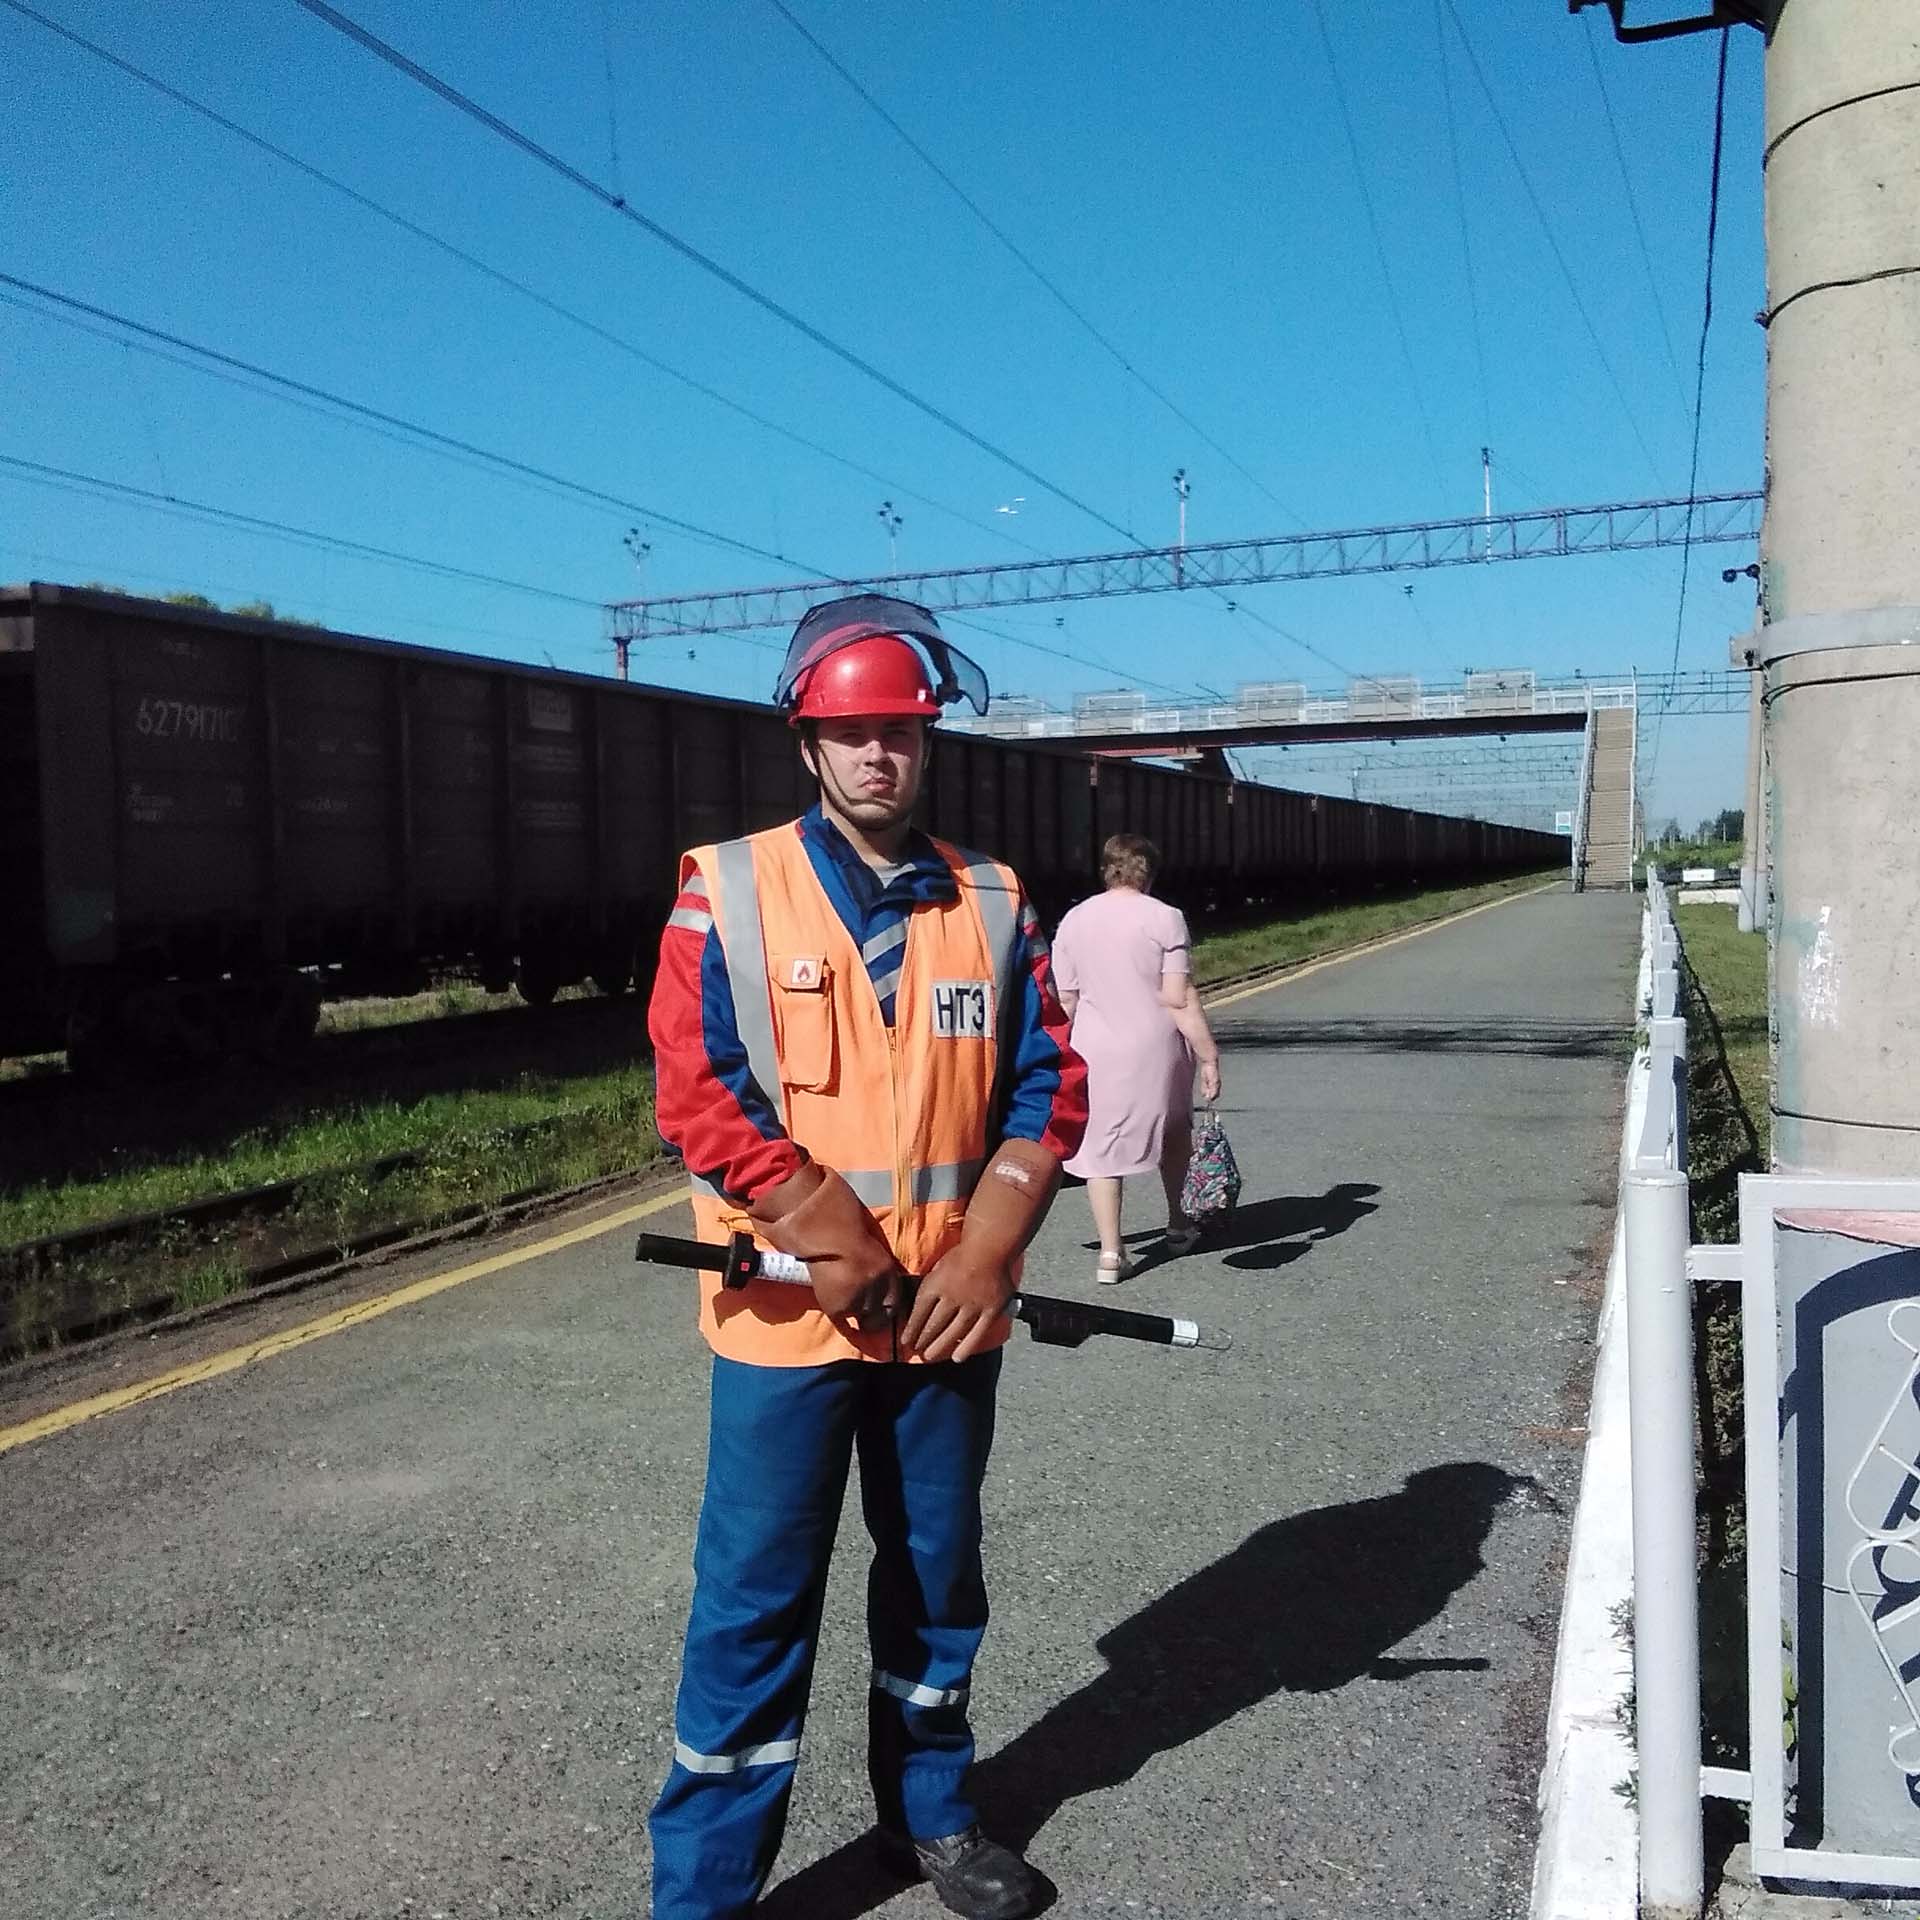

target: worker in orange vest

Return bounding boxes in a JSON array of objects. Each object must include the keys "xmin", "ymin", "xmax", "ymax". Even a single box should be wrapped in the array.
[{"xmin": 645, "ymin": 594, "xmax": 1089, "ymax": 1920}]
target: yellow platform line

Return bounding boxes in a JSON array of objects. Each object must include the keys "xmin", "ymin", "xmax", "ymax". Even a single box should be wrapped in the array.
[
  {"xmin": 1200, "ymin": 880, "xmax": 1559, "ymax": 1013},
  {"xmin": 0, "ymin": 1188, "xmax": 688, "ymax": 1460}
]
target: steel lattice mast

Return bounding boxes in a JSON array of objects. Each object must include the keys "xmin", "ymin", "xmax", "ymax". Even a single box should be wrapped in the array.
[{"xmin": 608, "ymin": 490, "xmax": 1763, "ymax": 639}]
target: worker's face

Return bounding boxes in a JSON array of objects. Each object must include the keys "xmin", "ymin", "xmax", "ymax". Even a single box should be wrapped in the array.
[{"xmin": 804, "ymin": 715, "xmax": 931, "ymax": 831}]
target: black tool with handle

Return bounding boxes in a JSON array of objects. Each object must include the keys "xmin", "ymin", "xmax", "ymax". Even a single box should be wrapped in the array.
[{"xmin": 636, "ymin": 1231, "xmax": 1232, "ymax": 1351}]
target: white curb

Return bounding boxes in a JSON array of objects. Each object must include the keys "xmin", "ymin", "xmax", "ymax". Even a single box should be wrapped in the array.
[{"xmin": 1530, "ymin": 907, "xmax": 1653, "ymax": 1920}]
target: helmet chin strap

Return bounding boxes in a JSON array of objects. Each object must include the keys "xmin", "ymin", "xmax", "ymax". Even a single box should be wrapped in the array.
[{"xmin": 802, "ymin": 727, "xmax": 930, "ymax": 864}]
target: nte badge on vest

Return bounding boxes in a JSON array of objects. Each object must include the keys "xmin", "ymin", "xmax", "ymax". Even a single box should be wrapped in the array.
[{"xmin": 931, "ymin": 979, "xmax": 993, "ymax": 1040}]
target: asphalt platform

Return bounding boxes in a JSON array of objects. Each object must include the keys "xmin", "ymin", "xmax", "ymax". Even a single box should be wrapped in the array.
[{"xmin": 0, "ymin": 883, "xmax": 1641, "ymax": 1920}]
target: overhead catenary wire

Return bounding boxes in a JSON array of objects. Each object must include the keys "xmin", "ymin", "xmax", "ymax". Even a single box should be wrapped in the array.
[
  {"xmin": 950, "ymin": 611, "xmax": 1212, "ymax": 704},
  {"xmin": 0, "ymin": 453, "xmax": 617, "ymax": 609},
  {"xmin": 759, "ymin": 4, "xmax": 1411, "ymax": 706},
  {"xmin": 1646, "ymin": 27, "xmax": 1732, "ymax": 792},
  {"xmin": 0, "ymin": 285, "xmax": 661, "ymax": 520},
  {"xmin": 289, "ymin": 0, "xmax": 1145, "ymax": 549},
  {"xmin": 1580, "ymin": 8, "xmax": 1693, "ymax": 421},
  {"xmin": 1434, "ymin": 0, "xmax": 1493, "ymax": 458},
  {"xmin": 0, "ymin": 0, "xmax": 1045, "ymax": 563},
  {"xmin": 1, "ymin": 307, "xmax": 1196, "ymax": 694},
  {"xmin": 1227, "ymin": 599, "xmax": 1363, "ymax": 689},
  {"xmin": 599, "ymin": 0, "xmax": 623, "ymax": 203},
  {"xmin": 763, "ymin": 0, "xmax": 1312, "ymax": 531},
  {"xmin": 0, "ymin": 271, "xmax": 835, "ymax": 580},
  {"xmin": 1438, "ymin": 0, "xmax": 1668, "ymax": 490},
  {"xmin": 1307, "ymin": 0, "xmax": 1452, "ymax": 507}
]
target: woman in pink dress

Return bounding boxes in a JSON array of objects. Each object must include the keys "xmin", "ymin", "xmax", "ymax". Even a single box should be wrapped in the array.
[{"xmin": 1050, "ymin": 834, "xmax": 1223, "ymax": 1283}]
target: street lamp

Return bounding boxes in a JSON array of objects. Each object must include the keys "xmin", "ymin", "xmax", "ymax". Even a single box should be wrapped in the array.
[
  {"xmin": 877, "ymin": 501, "xmax": 903, "ymax": 571},
  {"xmin": 617, "ymin": 528, "xmax": 652, "ymax": 681}
]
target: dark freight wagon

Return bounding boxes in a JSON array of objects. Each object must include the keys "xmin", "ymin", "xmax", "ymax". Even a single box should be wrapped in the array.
[{"xmin": 0, "ymin": 585, "xmax": 1565, "ymax": 1066}]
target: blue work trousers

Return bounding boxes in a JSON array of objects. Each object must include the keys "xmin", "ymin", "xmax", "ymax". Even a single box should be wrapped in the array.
[{"xmin": 649, "ymin": 1349, "xmax": 1002, "ymax": 1920}]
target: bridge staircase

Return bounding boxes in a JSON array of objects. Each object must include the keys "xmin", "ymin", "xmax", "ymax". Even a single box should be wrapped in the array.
[{"xmin": 1574, "ymin": 704, "xmax": 1637, "ymax": 891}]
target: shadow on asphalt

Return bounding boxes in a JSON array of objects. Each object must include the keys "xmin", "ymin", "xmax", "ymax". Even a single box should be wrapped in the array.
[
  {"xmin": 1209, "ymin": 1016, "xmax": 1625, "ymax": 1059},
  {"xmin": 1089, "ymin": 1183, "xmax": 1383, "ymax": 1279},
  {"xmin": 758, "ymin": 1461, "xmax": 1529, "ymax": 1919}
]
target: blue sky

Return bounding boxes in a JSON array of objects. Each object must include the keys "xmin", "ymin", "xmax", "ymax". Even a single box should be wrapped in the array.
[{"xmin": 3, "ymin": 1, "xmax": 1765, "ymax": 829}]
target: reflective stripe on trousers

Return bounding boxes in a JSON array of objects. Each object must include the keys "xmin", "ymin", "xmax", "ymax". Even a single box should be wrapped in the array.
[{"xmin": 649, "ymin": 1350, "xmax": 1002, "ymax": 1920}]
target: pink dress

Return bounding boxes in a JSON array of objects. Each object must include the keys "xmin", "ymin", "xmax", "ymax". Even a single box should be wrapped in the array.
[{"xmin": 1050, "ymin": 889, "xmax": 1194, "ymax": 1179}]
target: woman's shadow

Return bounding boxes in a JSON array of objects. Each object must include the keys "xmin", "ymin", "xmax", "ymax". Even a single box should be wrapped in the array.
[
  {"xmin": 1113, "ymin": 1181, "xmax": 1382, "ymax": 1279},
  {"xmin": 758, "ymin": 1459, "xmax": 1531, "ymax": 1917}
]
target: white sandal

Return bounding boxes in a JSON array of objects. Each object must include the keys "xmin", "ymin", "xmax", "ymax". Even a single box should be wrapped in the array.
[{"xmin": 1095, "ymin": 1251, "xmax": 1131, "ymax": 1286}]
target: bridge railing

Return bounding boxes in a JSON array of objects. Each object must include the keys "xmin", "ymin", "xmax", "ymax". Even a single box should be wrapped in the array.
[
  {"xmin": 960, "ymin": 675, "xmax": 1641, "ymax": 742},
  {"xmin": 1569, "ymin": 693, "xmax": 1597, "ymax": 891}
]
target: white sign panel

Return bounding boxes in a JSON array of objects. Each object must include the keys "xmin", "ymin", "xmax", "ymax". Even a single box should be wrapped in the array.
[{"xmin": 1741, "ymin": 1176, "xmax": 1920, "ymax": 1889}]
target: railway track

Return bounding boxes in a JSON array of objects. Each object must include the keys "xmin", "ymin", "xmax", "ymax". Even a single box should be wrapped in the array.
[{"xmin": 0, "ymin": 984, "xmax": 644, "ymax": 1112}]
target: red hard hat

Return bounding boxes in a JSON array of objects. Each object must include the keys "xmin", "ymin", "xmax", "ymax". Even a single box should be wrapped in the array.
[{"xmin": 786, "ymin": 632, "xmax": 939, "ymax": 724}]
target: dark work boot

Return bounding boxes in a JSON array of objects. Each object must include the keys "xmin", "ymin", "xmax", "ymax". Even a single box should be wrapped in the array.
[{"xmin": 876, "ymin": 1825, "xmax": 1040, "ymax": 1920}]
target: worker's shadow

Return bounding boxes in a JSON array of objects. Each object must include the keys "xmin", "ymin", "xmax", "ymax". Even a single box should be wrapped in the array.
[
  {"xmin": 757, "ymin": 1460, "xmax": 1532, "ymax": 1918},
  {"xmin": 1113, "ymin": 1181, "xmax": 1382, "ymax": 1279}
]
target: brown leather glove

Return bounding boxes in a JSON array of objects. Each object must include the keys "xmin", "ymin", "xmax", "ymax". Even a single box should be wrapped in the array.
[
  {"xmin": 750, "ymin": 1162, "xmax": 902, "ymax": 1320},
  {"xmin": 903, "ymin": 1139, "xmax": 1063, "ymax": 1363}
]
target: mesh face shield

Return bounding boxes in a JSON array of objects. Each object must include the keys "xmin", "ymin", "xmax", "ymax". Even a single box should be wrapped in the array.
[{"xmin": 773, "ymin": 594, "xmax": 990, "ymax": 718}]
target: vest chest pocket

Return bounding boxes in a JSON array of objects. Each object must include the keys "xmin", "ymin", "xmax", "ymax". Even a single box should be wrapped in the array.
[{"xmin": 771, "ymin": 954, "xmax": 837, "ymax": 1092}]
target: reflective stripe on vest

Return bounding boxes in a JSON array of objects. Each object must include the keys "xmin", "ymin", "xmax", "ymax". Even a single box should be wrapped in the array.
[
  {"xmin": 942, "ymin": 844, "xmax": 1020, "ymax": 1024},
  {"xmin": 713, "ymin": 836, "xmax": 781, "ymax": 1109},
  {"xmin": 691, "ymin": 1161, "xmax": 979, "ymax": 1210},
  {"xmin": 941, "ymin": 842, "xmax": 1020, "ymax": 1134}
]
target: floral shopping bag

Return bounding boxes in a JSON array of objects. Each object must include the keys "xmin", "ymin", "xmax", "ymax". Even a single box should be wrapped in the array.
[{"xmin": 1180, "ymin": 1105, "xmax": 1242, "ymax": 1222}]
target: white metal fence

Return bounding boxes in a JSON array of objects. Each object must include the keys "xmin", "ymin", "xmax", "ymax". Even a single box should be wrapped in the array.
[
  {"xmin": 1579, "ymin": 875, "xmax": 1920, "ymax": 1914},
  {"xmin": 1623, "ymin": 873, "xmax": 1706, "ymax": 1916}
]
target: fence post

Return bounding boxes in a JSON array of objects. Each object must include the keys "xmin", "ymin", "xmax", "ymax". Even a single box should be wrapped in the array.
[{"xmin": 1625, "ymin": 1166, "xmax": 1704, "ymax": 1918}]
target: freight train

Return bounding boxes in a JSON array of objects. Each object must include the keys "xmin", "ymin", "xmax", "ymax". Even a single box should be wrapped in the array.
[{"xmin": 0, "ymin": 584, "xmax": 1564, "ymax": 1069}]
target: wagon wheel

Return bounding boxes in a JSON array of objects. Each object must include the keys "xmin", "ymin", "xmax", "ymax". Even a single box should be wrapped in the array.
[
  {"xmin": 63, "ymin": 1002, "xmax": 128, "ymax": 1084},
  {"xmin": 515, "ymin": 952, "xmax": 565, "ymax": 1008},
  {"xmin": 590, "ymin": 944, "xmax": 635, "ymax": 998}
]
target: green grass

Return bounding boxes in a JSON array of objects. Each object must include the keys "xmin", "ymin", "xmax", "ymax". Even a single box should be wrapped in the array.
[
  {"xmin": 1676, "ymin": 901, "xmax": 1769, "ymax": 1771},
  {"xmin": 0, "ymin": 1053, "xmax": 65, "ymax": 1086},
  {"xmin": 1189, "ymin": 867, "xmax": 1564, "ymax": 986},
  {"xmin": 1676, "ymin": 902, "xmax": 1769, "ymax": 1244},
  {"xmin": 318, "ymin": 981, "xmax": 598, "ymax": 1034},
  {"xmin": 1, "ymin": 1066, "xmax": 660, "ymax": 1351},
  {"xmin": 1638, "ymin": 837, "xmax": 1742, "ymax": 882},
  {"xmin": 0, "ymin": 1064, "xmax": 659, "ymax": 1247}
]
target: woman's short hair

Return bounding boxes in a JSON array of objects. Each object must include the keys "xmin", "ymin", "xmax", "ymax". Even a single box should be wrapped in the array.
[{"xmin": 1101, "ymin": 833, "xmax": 1159, "ymax": 890}]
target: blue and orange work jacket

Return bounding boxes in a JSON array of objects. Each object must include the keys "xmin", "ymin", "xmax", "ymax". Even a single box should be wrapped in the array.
[{"xmin": 648, "ymin": 808, "xmax": 1087, "ymax": 1366}]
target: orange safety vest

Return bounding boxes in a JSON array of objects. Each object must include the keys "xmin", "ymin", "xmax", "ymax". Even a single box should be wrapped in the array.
[{"xmin": 683, "ymin": 821, "xmax": 1025, "ymax": 1366}]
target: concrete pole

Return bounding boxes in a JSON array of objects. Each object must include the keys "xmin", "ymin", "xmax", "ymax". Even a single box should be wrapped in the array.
[
  {"xmin": 1737, "ymin": 667, "xmax": 1761, "ymax": 932},
  {"xmin": 1763, "ymin": 3, "xmax": 1920, "ymax": 1175},
  {"xmin": 1624, "ymin": 1166, "xmax": 1705, "ymax": 1919}
]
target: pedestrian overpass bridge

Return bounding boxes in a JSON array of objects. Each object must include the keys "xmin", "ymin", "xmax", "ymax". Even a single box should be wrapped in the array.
[{"xmin": 948, "ymin": 667, "xmax": 1723, "ymax": 890}]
